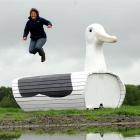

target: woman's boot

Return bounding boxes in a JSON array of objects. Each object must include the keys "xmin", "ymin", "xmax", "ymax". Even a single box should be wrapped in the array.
[{"xmin": 38, "ymin": 48, "xmax": 46, "ymax": 62}]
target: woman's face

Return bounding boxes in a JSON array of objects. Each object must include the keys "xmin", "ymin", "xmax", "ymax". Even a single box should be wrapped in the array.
[{"xmin": 31, "ymin": 11, "xmax": 37, "ymax": 20}]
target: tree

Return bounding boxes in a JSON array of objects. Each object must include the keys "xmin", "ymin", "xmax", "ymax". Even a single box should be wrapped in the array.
[{"xmin": 0, "ymin": 87, "xmax": 19, "ymax": 108}]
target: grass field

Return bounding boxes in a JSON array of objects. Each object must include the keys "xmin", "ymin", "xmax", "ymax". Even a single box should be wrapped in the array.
[{"xmin": 0, "ymin": 106, "xmax": 140, "ymax": 121}]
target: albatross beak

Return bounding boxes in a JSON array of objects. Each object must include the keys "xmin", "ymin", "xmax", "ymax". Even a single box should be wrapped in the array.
[{"xmin": 96, "ymin": 31, "xmax": 117, "ymax": 43}]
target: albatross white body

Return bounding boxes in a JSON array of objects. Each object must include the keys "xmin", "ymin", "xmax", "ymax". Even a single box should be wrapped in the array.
[
  {"xmin": 12, "ymin": 24, "xmax": 126, "ymax": 111},
  {"xmin": 84, "ymin": 24, "xmax": 125, "ymax": 108},
  {"xmin": 85, "ymin": 24, "xmax": 117, "ymax": 73}
]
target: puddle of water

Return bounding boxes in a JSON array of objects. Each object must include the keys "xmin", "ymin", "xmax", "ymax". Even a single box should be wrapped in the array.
[
  {"xmin": 0, "ymin": 127, "xmax": 140, "ymax": 140},
  {"xmin": 12, "ymin": 133, "xmax": 140, "ymax": 140},
  {"xmin": 0, "ymin": 131, "xmax": 140, "ymax": 140}
]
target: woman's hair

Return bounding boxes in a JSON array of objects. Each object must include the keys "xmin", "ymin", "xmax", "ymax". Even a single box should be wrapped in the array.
[{"xmin": 30, "ymin": 8, "xmax": 39, "ymax": 17}]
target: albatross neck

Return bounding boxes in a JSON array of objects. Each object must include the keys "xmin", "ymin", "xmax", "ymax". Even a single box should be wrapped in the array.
[{"xmin": 85, "ymin": 41, "xmax": 107, "ymax": 73}]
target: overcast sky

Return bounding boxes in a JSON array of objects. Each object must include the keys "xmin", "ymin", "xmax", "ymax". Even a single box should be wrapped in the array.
[{"xmin": 0, "ymin": 0, "xmax": 140, "ymax": 86}]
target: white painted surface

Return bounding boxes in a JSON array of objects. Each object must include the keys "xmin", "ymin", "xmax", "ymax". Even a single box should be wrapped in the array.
[
  {"xmin": 85, "ymin": 73, "xmax": 125, "ymax": 108},
  {"xmin": 16, "ymin": 96, "xmax": 85, "ymax": 103},
  {"xmin": 12, "ymin": 72, "xmax": 86, "ymax": 111},
  {"xmin": 12, "ymin": 72, "xmax": 125, "ymax": 111},
  {"xmin": 14, "ymin": 91, "xmax": 84, "ymax": 98},
  {"xmin": 85, "ymin": 24, "xmax": 117, "ymax": 73}
]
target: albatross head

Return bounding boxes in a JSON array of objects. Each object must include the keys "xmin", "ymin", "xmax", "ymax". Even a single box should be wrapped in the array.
[{"xmin": 86, "ymin": 24, "xmax": 117, "ymax": 44}]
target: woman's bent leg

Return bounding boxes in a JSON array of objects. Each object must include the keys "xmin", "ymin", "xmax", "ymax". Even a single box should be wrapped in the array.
[
  {"xmin": 35, "ymin": 38, "xmax": 46, "ymax": 51},
  {"xmin": 29, "ymin": 40, "xmax": 37, "ymax": 54},
  {"xmin": 35, "ymin": 38, "xmax": 47, "ymax": 62}
]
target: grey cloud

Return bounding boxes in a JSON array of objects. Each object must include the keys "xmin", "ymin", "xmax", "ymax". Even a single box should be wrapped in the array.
[{"xmin": 0, "ymin": 0, "xmax": 140, "ymax": 86}]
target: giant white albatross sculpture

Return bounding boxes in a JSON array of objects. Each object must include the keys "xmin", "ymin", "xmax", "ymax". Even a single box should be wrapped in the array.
[{"xmin": 12, "ymin": 24, "xmax": 126, "ymax": 111}]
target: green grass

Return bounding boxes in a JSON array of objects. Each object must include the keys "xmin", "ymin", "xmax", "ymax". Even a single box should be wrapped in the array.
[
  {"xmin": 29, "ymin": 105, "xmax": 140, "ymax": 121},
  {"xmin": 0, "ymin": 108, "xmax": 28, "ymax": 121},
  {"xmin": 0, "ymin": 106, "xmax": 140, "ymax": 122}
]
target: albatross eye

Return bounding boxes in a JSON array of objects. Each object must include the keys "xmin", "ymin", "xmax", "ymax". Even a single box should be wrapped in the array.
[{"xmin": 89, "ymin": 28, "xmax": 92, "ymax": 32}]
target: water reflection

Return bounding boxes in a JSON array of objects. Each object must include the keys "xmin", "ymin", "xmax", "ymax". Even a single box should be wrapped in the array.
[
  {"xmin": 5, "ymin": 132, "xmax": 139, "ymax": 140},
  {"xmin": 87, "ymin": 133, "xmax": 123, "ymax": 140},
  {"xmin": 19, "ymin": 134, "xmax": 86, "ymax": 140},
  {"xmin": 1, "ymin": 128, "xmax": 140, "ymax": 140}
]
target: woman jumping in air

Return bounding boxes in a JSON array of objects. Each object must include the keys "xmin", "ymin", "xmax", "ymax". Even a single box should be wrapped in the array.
[{"xmin": 23, "ymin": 8, "xmax": 52, "ymax": 62}]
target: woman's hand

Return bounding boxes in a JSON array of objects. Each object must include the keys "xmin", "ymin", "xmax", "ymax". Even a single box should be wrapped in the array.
[
  {"xmin": 23, "ymin": 37, "xmax": 27, "ymax": 40},
  {"xmin": 47, "ymin": 25, "xmax": 52, "ymax": 28}
]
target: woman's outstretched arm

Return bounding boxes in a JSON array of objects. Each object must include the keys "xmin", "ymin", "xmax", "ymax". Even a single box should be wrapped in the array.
[
  {"xmin": 41, "ymin": 17, "xmax": 52, "ymax": 27},
  {"xmin": 23, "ymin": 21, "xmax": 30, "ymax": 39}
]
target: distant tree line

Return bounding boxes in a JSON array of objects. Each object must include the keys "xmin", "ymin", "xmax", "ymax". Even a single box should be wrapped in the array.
[
  {"xmin": 123, "ymin": 85, "xmax": 140, "ymax": 106},
  {"xmin": 0, "ymin": 85, "xmax": 140, "ymax": 108}
]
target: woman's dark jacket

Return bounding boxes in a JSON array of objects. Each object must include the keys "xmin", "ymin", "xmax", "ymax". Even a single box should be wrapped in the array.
[{"xmin": 23, "ymin": 17, "xmax": 52, "ymax": 40}]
